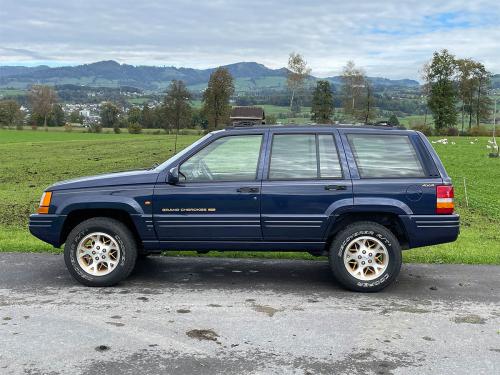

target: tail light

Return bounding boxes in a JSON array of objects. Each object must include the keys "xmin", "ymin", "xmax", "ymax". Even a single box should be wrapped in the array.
[{"xmin": 436, "ymin": 185, "xmax": 454, "ymax": 214}]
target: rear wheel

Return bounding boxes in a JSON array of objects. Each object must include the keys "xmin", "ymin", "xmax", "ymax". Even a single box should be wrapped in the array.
[
  {"xmin": 64, "ymin": 217, "xmax": 138, "ymax": 287},
  {"xmin": 329, "ymin": 222, "xmax": 402, "ymax": 292}
]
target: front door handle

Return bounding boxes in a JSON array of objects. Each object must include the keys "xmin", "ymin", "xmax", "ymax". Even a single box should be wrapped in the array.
[
  {"xmin": 324, "ymin": 184, "xmax": 347, "ymax": 191},
  {"xmin": 237, "ymin": 187, "xmax": 260, "ymax": 193}
]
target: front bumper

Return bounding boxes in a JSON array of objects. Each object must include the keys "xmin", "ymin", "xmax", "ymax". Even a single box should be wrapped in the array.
[
  {"xmin": 400, "ymin": 214, "xmax": 460, "ymax": 249},
  {"xmin": 29, "ymin": 214, "xmax": 66, "ymax": 247}
]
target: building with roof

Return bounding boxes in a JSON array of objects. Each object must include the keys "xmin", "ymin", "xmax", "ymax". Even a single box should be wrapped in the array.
[{"xmin": 230, "ymin": 106, "xmax": 265, "ymax": 127}]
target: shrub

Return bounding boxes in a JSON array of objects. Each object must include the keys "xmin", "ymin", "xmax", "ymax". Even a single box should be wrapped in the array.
[
  {"xmin": 128, "ymin": 122, "xmax": 142, "ymax": 134},
  {"xmin": 113, "ymin": 126, "xmax": 121, "ymax": 134},
  {"xmin": 64, "ymin": 123, "xmax": 73, "ymax": 132},
  {"xmin": 437, "ymin": 127, "xmax": 459, "ymax": 136},
  {"xmin": 410, "ymin": 123, "xmax": 433, "ymax": 136},
  {"xmin": 467, "ymin": 126, "xmax": 490, "ymax": 136},
  {"xmin": 88, "ymin": 123, "xmax": 102, "ymax": 133}
]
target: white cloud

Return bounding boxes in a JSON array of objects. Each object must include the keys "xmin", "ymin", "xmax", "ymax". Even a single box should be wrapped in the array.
[{"xmin": 0, "ymin": 0, "xmax": 499, "ymax": 78}]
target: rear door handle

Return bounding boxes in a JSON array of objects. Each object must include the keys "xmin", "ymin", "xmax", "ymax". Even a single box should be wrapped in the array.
[
  {"xmin": 237, "ymin": 187, "xmax": 260, "ymax": 193},
  {"xmin": 324, "ymin": 184, "xmax": 347, "ymax": 191}
]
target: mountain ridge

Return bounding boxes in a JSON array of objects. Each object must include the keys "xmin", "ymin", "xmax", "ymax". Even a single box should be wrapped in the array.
[{"xmin": 0, "ymin": 60, "xmax": 421, "ymax": 91}]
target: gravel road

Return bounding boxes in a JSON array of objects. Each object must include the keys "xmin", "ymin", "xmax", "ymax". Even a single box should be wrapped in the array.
[{"xmin": 0, "ymin": 253, "xmax": 499, "ymax": 374}]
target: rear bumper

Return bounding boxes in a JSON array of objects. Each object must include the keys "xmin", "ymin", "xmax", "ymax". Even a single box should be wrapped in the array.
[
  {"xmin": 29, "ymin": 214, "xmax": 66, "ymax": 247},
  {"xmin": 400, "ymin": 214, "xmax": 460, "ymax": 249}
]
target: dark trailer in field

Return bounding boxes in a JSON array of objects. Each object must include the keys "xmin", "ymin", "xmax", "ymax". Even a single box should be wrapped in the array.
[{"xmin": 230, "ymin": 106, "xmax": 266, "ymax": 127}]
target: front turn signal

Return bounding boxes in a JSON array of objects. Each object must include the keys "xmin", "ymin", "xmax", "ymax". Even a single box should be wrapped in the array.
[{"xmin": 37, "ymin": 191, "xmax": 52, "ymax": 214}]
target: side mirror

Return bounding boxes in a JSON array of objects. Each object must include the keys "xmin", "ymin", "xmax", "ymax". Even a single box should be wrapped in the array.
[{"xmin": 167, "ymin": 166, "xmax": 180, "ymax": 185}]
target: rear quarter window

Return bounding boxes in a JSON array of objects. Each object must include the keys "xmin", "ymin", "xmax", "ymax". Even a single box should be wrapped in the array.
[{"xmin": 347, "ymin": 134, "xmax": 425, "ymax": 178}]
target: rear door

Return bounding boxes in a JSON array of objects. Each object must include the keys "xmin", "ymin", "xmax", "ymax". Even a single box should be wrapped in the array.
[
  {"xmin": 340, "ymin": 129, "xmax": 443, "ymax": 216},
  {"xmin": 260, "ymin": 129, "xmax": 353, "ymax": 241}
]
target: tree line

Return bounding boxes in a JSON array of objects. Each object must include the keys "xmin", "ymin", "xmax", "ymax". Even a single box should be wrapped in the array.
[
  {"xmin": 423, "ymin": 49, "xmax": 492, "ymax": 134},
  {"xmin": 98, "ymin": 68, "xmax": 236, "ymax": 133},
  {"xmin": 0, "ymin": 50, "xmax": 494, "ymax": 133}
]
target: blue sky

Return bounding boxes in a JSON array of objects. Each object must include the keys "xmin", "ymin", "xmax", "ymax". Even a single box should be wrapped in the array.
[{"xmin": 0, "ymin": 0, "xmax": 499, "ymax": 79}]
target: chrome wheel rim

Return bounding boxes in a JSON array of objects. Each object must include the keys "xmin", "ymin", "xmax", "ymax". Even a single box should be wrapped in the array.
[
  {"xmin": 77, "ymin": 232, "xmax": 120, "ymax": 276},
  {"xmin": 343, "ymin": 236, "xmax": 389, "ymax": 281}
]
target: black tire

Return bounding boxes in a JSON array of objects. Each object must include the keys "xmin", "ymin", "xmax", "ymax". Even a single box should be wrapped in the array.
[
  {"xmin": 64, "ymin": 217, "xmax": 138, "ymax": 287},
  {"xmin": 329, "ymin": 221, "xmax": 402, "ymax": 292}
]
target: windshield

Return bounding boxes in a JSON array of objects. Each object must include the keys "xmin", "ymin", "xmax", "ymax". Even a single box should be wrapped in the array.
[{"xmin": 153, "ymin": 132, "xmax": 216, "ymax": 171}]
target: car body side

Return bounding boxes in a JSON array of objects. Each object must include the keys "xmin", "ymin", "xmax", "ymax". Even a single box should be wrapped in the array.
[{"xmin": 29, "ymin": 126, "xmax": 460, "ymax": 253}]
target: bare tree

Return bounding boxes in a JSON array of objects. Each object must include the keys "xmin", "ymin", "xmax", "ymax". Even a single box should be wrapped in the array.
[
  {"xmin": 164, "ymin": 80, "xmax": 192, "ymax": 152},
  {"xmin": 362, "ymin": 80, "xmax": 376, "ymax": 124},
  {"xmin": 341, "ymin": 61, "xmax": 366, "ymax": 121},
  {"xmin": 28, "ymin": 85, "xmax": 57, "ymax": 129},
  {"xmin": 287, "ymin": 53, "xmax": 311, "ymax": 115}
]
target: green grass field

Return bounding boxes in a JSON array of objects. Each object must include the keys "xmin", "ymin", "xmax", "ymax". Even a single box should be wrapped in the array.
[{"xmin": 0, "ymin": 129, "xmax": 499, "ymax": 264}]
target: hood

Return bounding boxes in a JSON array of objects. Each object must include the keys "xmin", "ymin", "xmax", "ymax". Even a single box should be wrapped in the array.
[{"xmin": 48, "ymin": 169, "xmax": 160, "ymax": 191}]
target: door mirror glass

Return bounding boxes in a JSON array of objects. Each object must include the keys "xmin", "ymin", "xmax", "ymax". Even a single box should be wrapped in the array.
[{"xmin": 167, "ymin": 166, "xmax": 180, "ymax": 185}]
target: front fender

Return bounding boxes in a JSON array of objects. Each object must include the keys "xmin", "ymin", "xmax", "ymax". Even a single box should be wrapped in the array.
[{"xmin": 54, "ymin": 194, "xmax": 144, "ymax": 216}]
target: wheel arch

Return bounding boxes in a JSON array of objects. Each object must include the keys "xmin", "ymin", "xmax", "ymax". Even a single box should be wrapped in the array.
[
  {"xmin": 59, "ymin": 208, "xmax": 142, "ymax": 249},
  {"xmin": 326, "ymin": 212, "xmax": 409, "ymax": 251}
]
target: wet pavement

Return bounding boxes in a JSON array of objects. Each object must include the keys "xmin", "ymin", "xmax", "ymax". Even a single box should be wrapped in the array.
[{"xmin": 0, "ymin": 253, "xmax": 499, "ymax": 374}]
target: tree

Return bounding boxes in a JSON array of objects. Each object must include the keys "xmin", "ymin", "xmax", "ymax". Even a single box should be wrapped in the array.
[
  {"xmin": 341, "ymin": 61, "xmax": 366, "ymax": 121},
  {"xmin": 0, "ymin": 100, "xmax": 24, "ymax": 128},
  {"xmin": 202, "ymin": 68, "xmax": 234, "ymax": 130},
  {"xmin": 100, "ymin": 102, "xmax": 120, "ymax": 130},
  {"xmin": 311, "ymin": 80, "xmax": 334, "ymax": 123},
  {"xmin": 388, "ymin": 114, "xmax": 400, "ymax": 126},
  {"xmin": 48, "ymin": 104, "xmax": 65, "ymax": 126},
  {"xmin": 361, "ymin": 80, "xmax": 376, "ymax": 124},
  {"xmin": 456, "ymin": 58, "xmax": 476, "ymax": 132},
  {"xmin": 141, "ymin": 104, "xmax": 155, "ymax": 129},
  {"xmin": 191, "ymin": 107, "xmax": 208, "ymax": 129},
  {"xmin": 28, "ymin": 85, "xmax": 57, "ymax": 129},
  {"xmin": 472, "ymin": 63, "xmax": 492, "ymax": 127},
  {"xmin": 127, "ymin": 107, "xmax": 142, "ymax": 125},
  {"xmin": 424, "ymin": 50, "xmax": 458, "ymax": 131},
  {"xmin": 69, "ymin": 110, "xmax": 83, "ymax": 124},
  {"xmin": 456, "ymin": 59, "xmax": 492, "ymax": 131},
  {"xmin": 287, "ymin": 53, "xmax": 311, "ymax": 115},
  {"xmin": 164, "ymin": 80, "xmax": 193, "ymax": 152},
  {"xmin": 164, "ymin": 80, "xmax": 192, "ymax": 131}
]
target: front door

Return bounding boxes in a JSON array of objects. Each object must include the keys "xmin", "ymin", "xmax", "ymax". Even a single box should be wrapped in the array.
[
  {"xmin": 153, "ymin": 133, "xmax": 265, "ymax": 241},
  {"xmin": 261, "ymin": 131, "xmax": 353, "ymax": 241}
]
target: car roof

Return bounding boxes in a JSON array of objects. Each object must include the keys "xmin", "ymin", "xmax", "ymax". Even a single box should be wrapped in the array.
[{"xmin": 221, "ymin": 124, "xmax": 412, "ymax": 133}]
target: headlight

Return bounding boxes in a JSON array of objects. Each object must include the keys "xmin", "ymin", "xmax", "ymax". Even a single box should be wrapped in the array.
[{"xmin": 37, "ymin": 191, "xmax": 52, "ymax": 214}]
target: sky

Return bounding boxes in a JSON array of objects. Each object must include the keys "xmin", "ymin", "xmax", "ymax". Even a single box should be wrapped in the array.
[{"xmin": 0, "ymin": 0, "xmax": 499, "ymax": 79}]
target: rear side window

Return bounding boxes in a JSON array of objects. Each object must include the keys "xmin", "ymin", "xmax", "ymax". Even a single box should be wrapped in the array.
[
  {"xmin": 269, "ymin": 134, "xmax": 342, "ymax": 179},
  {"xmin": 347, "ymin": 134, "xmax": 425, "ymax": 178}
]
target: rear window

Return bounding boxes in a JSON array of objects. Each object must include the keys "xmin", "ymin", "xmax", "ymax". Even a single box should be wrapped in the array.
[{"xmin": 347, "ymin": 134, "xmax": 425, "ymax": 178}]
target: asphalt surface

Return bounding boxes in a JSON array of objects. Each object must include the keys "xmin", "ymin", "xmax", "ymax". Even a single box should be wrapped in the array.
[{"xmin": 0, "ymin": 253, "xmax": 499, "ymax": 375}]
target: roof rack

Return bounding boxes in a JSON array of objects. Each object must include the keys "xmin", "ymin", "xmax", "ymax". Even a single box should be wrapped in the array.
[{"xmin": 225, "ymin": 123, "xmax": 407, "ymax": 130}]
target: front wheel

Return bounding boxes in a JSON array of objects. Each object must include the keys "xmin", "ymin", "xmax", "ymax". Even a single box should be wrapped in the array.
[
  {"xmin": 329, "ymin": 222, "xmax": 402, "ymax": 292},
  {"xmin": 64, "ymin": 217, "xmax": 138, "ymax": 287}
]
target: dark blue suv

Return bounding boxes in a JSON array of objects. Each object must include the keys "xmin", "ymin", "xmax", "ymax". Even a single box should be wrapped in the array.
[{"xmin": 29, "ymin": 125, "xmax": 459, "ymax": 292}]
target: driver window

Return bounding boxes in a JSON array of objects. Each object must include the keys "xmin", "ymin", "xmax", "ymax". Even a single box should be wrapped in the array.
[{"xmin": 179, "ymin": 134, "xmax": 263, "ymax": 182}]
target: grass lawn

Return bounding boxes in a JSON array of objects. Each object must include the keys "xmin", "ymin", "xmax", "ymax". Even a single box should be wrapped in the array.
[{"xmin": 0, "ymin": 129, "xmax": 499, "ymax": 264}]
